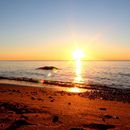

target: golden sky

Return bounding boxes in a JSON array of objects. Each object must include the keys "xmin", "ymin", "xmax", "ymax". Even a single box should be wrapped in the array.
[{"xmin": 0, "ymin": 0, "xmax": 130, "ymax": 60}]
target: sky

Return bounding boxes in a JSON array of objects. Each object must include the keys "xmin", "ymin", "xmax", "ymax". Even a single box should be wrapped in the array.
[{"xmin": 0, "ymin": 0, "xmax": 130, "ymax": 60}]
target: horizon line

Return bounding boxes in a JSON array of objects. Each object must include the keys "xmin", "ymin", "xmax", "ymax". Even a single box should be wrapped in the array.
[{"xmin": 0, "ymin": 60, "xmax": 130, "ymax": 61}]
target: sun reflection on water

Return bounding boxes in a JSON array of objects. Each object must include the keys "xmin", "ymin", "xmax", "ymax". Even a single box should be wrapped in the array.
[
  {"xmin": 66, "ymin": 87, "xmax": 87, "ymax": 93},
  {"xmin": 68, "ymin": 87, "xmax": 81, "ymax": 93},
  {"xmin": 74, "ymin": 59, "xmax": 83, "ymax": 83}
]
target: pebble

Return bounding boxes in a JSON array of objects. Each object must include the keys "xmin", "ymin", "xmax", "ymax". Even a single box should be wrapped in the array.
[{"xmin": 52, "ymin": 116, "xmax": 59, "ymax": 123}]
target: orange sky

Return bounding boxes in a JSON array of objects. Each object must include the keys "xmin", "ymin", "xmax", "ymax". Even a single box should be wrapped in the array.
[
  {"xmin": 0, "ymin": 40, "xmax": 130, "ymax": 60},
  {"xmin": 0, "ymin": 0, "xmax": 130, "ymax": 61}
]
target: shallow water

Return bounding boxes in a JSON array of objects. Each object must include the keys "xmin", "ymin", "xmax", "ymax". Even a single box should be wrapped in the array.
[{"xmin": 0, "ymin": 60, "xmax": 130, "ymax": 89}]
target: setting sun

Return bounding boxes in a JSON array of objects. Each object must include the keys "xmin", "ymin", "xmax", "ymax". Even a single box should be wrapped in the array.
[{"xmin": 72, "ymin": 49, "xmax": 85, "ymax": 60}]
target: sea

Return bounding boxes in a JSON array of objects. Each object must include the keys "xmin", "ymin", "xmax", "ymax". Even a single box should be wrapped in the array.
[{"xmin": 0, "ymin": 60, "xmax": 130, "ymax": 89}]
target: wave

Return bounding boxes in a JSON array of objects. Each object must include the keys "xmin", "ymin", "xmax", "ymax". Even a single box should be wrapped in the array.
[
  {"xmin": 0, "ymin": 76, "xmax": 129, "ymax": 91},
  {"xmin": 119, "ymin": 73, "xmax": 130, "ymax": 77}
]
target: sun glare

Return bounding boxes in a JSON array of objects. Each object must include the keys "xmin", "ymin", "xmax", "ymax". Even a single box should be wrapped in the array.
[
  {"xmin": 73, "ymin": 49, "xmax": 84, "ymax": 60},
  {"xmin": 69, "ymin": 87, "xmax": 81, "ymax": 93}
]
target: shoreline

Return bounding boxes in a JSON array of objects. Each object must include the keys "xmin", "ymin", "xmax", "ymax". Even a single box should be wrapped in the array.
[
  {"xmin": 1, "ymin": 76, "xmax": 130, "ymax": 90},
  {"xmin": 0, "ymin": 79, "xmax": 130, "ymax": 103},
  {"xmin": 0, "ymin": 75, "xmax": 130, "ymax": 104},
  {"xmin": 0, "ymin": 82, "xmax": 130, "ymax": 129}
]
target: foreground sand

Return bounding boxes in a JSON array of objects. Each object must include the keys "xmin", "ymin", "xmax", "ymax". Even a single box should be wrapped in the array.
[{"xmin": 0, "ymin": 83, "xmax": 130, "ymax": 130}]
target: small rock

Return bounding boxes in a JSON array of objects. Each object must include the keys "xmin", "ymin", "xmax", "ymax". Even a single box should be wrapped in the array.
[
  {"xmin": 8, "ymin": 111, "xmax": 15, "ymax": 114},
  {"xmin": 35, "ymin": 115, "xmax": 38, "ymax": 117},
  {"xmin": 1, "ymin": 117, "xmax": 10, "ymax": 123},
  {"xmin": 99, "ymin": 108, "xmax": 107, "ymax": 111},
  {"xmin": 68, "ymin": 102, "xmax": 71, "ymax": 105},
  {"xmin": 48, "ymin": 96, "xmax": 53, "ymax": 99},
  {"xmin": 50, "ymin": 99, "xmax": 55, "ymax": 102},
  {"xmin": 37, "ymin": 98, "xmax": 43, "ymax": 101},
  {"xmin": 102, "ymin": 118, "xmax": 105, "ymax": 122},
  {"xmin": 31, "ymin": 97, "xmax": 36, "ymax": 100},
  {"xmin": 113, "ymin": 116, "xmax": 119, "ymax": 119},
  {"xmin": 52, "ymin": 116, "xmax": 59, "ymax": 123},
  {"xmin": 103, "ymin": 115, "xmax": 113, "ymax": 119},
  {"xmin": 21, "ymin": 115, "xmax": 28, "ymax": 120},
  {"xmin": 0, "ymin": 123, "xmax": 4, "ymax": 128}
]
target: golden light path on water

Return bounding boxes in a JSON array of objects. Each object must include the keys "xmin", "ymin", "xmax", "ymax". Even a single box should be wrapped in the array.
[
  {"xmin": 67, "ymin": 49, "xmax": 85, "ymax": 93},
  {"xmin": 66, "ymin": 87, "xmax": 87, "ymax": 93},
  {"xmin": 73, "ymin": 49, "xmax": 84, "ymax": 84},
  {"xmin": 74, "ymin": 59, "xmax": 83, "ymax": 83}
]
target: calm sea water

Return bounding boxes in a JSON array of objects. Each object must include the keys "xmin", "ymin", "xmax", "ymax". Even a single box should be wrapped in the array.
[{"xmin": 0, "ymin": 61, "xmax": 130, "ymax": 89}]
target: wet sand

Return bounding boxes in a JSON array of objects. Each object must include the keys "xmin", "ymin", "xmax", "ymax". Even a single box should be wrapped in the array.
[{"xmin": 0, "ymin": 83, "xmax": 130, "ymax": 130}]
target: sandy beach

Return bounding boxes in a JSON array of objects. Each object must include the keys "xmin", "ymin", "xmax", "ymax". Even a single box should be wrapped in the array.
[{"xmin": 0, "ymin": 83, "xmax": 130, "ymax": 130}]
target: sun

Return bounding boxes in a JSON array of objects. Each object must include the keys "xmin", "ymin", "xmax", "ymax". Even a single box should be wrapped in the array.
[{"xmin": 73, "ymin": 49, "xmax": 84, "ymax": 60}]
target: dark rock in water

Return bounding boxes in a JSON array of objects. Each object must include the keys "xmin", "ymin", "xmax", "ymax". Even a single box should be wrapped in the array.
[
  {"xmin": 52, "ymin": 115, "xmax": 59, "ymax": 123},
  {"xmin": 36, "ymin": 66, "xmax": 59, "ymax": 70}
]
